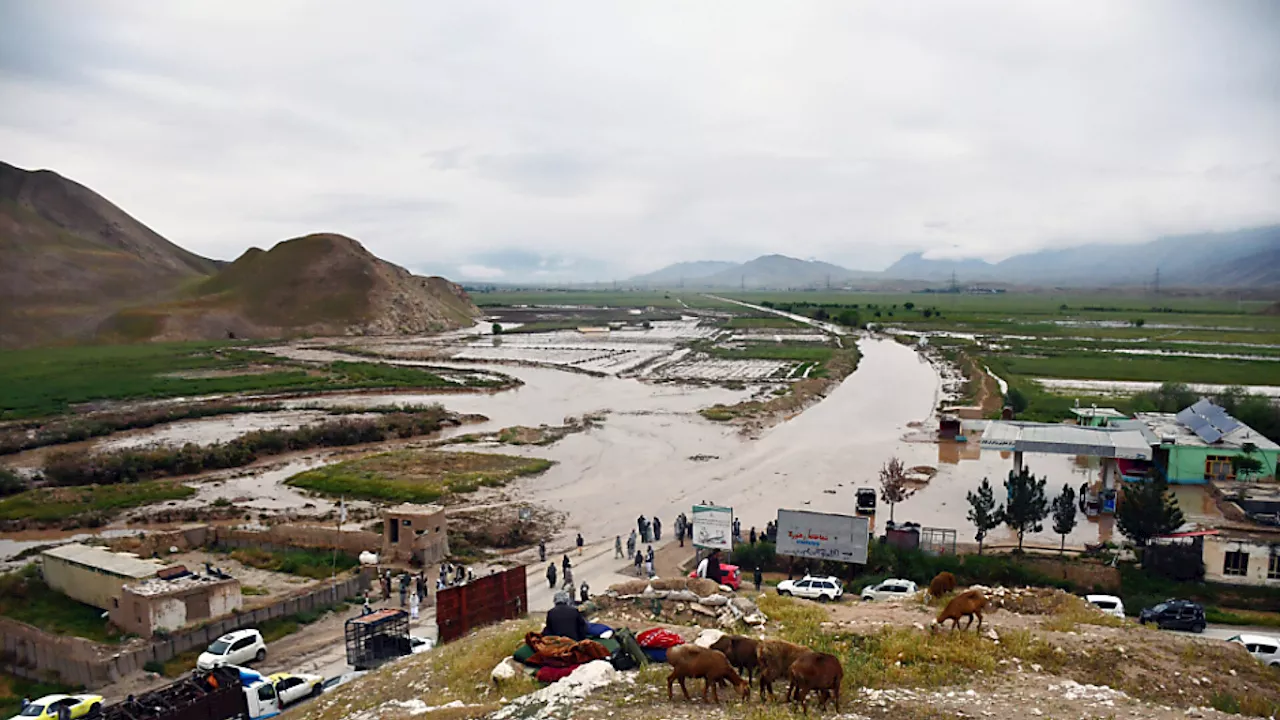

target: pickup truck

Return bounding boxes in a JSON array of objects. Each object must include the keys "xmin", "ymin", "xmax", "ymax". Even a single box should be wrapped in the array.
[{"xmin": 101, "ymin": 665, "xmax": 282, "ymax": 720}]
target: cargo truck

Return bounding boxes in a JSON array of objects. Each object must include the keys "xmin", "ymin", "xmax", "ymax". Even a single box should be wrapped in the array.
[{"xmin": 100, "ymin": 665, "xmax": 281, "ymax": 720}]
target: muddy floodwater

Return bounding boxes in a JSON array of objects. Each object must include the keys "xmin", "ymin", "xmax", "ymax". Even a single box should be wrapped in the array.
[
  {"xmin": 5, "ymin": 337, "xmax": 1205, "ymax": 562},
  {"xmin": 457, "ymin": 338, "xmax": 1147, "ymax": 550}
]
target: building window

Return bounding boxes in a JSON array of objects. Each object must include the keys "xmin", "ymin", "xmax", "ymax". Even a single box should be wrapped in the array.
[
  {"xmin": 1269, "ymin": 554, "xmax": 1280, "ymax": 581},
  {"xmin": 1205, "ymin": 456, "xmax": 1235, "ymax": 481},
  {"xmin": 1224, "ymin": 549, "xmax": 1249, "ymax": 577}
]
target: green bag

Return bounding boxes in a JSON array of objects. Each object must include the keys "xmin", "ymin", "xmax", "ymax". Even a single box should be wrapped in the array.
[{"xmin": 611, "ymin": 628, "xmax": 648, "ymax": 667}]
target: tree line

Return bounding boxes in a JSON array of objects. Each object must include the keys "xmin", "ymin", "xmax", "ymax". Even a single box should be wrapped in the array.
[{"xmin": 877, "ymin": 455, "xmax": 1186, "ymax": 554}]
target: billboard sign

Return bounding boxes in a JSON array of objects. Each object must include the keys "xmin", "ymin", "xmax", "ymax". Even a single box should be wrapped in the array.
[
  {"xmin": 692, "ymin": 504, "xmax": 733, "ymax": 550},
  {"xmin": 776, "ymin": 509, "xmax": 869, "ymax": 564}
]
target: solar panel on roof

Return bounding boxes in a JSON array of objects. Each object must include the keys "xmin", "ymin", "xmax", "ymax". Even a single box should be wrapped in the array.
[
  {"xmin": 1194, "ymin": 425, "xmax": 1223, "ymax": 444},
  {"xmin": 1183, "ymin": 414, "xmax": 1209, "ymax": 434},
  {"xmin": 1190, "ymin": 398, "xmax": 1214, "ymax": 415}
]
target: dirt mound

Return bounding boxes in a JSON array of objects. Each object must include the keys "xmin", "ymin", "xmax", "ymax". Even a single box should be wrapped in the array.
[
  {"xmin": 98, "ymin": 234, "xmax": 480, "ymax": 342},
  {"xmin": 0, "ymin": 161, "xmax": 220, "ymax": 348},
  {"xmin": 967, "ymin": 585, "xmax": 1078, "ymax": 615},
  {"xmin": 608, "ymin": 577, "xmax": 720, "ymax": 597}
]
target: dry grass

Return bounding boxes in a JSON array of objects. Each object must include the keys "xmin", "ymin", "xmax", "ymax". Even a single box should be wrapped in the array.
[{"xmin": 306, "ymin": 619, "xmax": 541, "ymax": 720}]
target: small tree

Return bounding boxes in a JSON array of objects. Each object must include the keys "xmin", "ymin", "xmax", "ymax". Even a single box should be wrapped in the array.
[
  {"xmin": 1051, "ymin": 484, "xmax": 1077, "ymax": 555},
  {"xmin": 1003, "ymin": 466, "xmax": 1049, "ymax": 551},
  {"xmin": 879, "ymin": 457, "xmax": 915, "ymax": 523},
  {"xmin": 966, "ymin": 477, "xmax": 1003, "ymax": 555},
  {"xmin": 1116, "ymin": 472, "xmax": 1185, "ymax": 547},
  {"xmin": 1005, "ymin": 387, "xmax": 1029, "ymax": 415},
  {"xmin": 903, "ymin": 302, "xmax": 915, "ymax": 311},
  {"xmin": 491, "ymin": 322, "xmax": 503, "ymax": 335}
]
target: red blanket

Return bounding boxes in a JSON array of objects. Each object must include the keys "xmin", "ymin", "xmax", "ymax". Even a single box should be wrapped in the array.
[
  {"xmin": 535, "ymin": 664, "xmax": 580, "ymax": 683},
  {"xmin": 636, "ymin": 628, "xmax": 684, "ymax": 649}
]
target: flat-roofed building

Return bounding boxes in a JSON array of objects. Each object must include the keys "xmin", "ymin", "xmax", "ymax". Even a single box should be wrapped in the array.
[{"xmin": 41, "ymin": 543, "xmax": 166, "ymax": 610}]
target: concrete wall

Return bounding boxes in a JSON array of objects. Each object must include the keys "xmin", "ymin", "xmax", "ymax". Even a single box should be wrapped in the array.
[
  {"xmin": 1, "ymin": 572, "xmax": 371, "ymax": 688},
  {"xmin": 1203, "ymin": 535, "xmax": 1280, "ymax": 587},
  {"xmin": 41, "ymin": 555, "xmax": 149, "ymax": 611},
  {"xmin": 1166, "ymin": 445, "xmax": 1279, "ymax": 484}
]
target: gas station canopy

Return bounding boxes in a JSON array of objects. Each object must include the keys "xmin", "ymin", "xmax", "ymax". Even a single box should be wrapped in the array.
[{"xmin": 977, "ymin": 420, "xmax": 1153, "ymax": 460}]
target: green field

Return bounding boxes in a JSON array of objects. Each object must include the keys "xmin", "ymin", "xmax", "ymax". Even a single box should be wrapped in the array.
[
  {"xmin": 0, "ymin": 343, "xmax": 487, "ymax": 419},
  {"xmin": 287, "ymin": 449, "xmax": 554, "ymax": 504},
  {"xmin": 0, "ymin": 480, "xmax": 196, "ymax": 522}
]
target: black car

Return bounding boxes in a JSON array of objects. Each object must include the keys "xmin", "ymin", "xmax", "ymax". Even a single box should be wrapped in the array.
[{"xmin": 1138, "ymin": 599, "xmax": 1206, "ymax": 633}]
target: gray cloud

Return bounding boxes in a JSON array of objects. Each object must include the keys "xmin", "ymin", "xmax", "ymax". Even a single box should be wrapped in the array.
[{"xmin": 1, "ymin": 0, "xmax": 1278, "ymax": 281}]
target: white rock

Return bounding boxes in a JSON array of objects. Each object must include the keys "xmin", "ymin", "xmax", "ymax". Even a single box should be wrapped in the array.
[{"xmin": 491, "ymin": 657, "xmax": 521, "ymax": 683}]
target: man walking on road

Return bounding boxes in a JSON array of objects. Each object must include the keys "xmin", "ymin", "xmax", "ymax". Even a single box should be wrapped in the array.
[
  {"xmin": 652, "ymin": 516, "xmax": 662, "ymax": 541},
  {"xmin": 614, "ymin": 535, "xmax": 623, "ymax": 559},
  {"xmin": 539, "ymin": 539, "xmax": 546, "ymax": 562},
  {"xmin": 546, "ymin": 562, "xmax": 557, "ymax": 589},
  {"xmin": 576, "ymin": 533, "xmax": 584, "ymax": 555},
  {"xmin": 633, "ymin": 550, "xmax": 643, "ymax": 576},
  {"xmin": 753, "ymin": 566, "xmax": 763, "ymax": 592},
  {"xmin": 627, "ymin": 530, "xmax": 636, "ymax": 557}
]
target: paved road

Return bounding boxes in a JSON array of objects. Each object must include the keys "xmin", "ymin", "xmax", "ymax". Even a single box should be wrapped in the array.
[{"xmin": 1162, "ymin": 623, "xmax": 1278, "ymax": 643}]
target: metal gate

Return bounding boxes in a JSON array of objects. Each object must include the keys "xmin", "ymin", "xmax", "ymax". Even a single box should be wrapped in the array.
[
  {"xmin": 919, "ymin": 527, "xmax": 957, "ymax": 556},
  {"xmin": 435, "ymin": 565, "xmax": 527, "ymax": 643}
]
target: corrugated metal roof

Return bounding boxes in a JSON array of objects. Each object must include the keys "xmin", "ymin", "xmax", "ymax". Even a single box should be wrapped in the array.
[
  {"xmin": 979, "ymin": 421, "xmax": 1153, "ymax": 460},
  {"xmin": 1070, "ymin": 407, "xmax": 1128, "ymax": 419},
  {"xmin": 41, "ymin": 543, "xmax": 165, "ymax": 579}
]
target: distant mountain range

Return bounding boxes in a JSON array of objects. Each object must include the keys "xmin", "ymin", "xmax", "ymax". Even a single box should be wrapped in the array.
[
  {"xmin": 630, "ymin": 226, "xmax": 1280, "ymax": 290},
  {"xmin": 0, "ymin": 161, "xmax": 478, "ymax": 348}
]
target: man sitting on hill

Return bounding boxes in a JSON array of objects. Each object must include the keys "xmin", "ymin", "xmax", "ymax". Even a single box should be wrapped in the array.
[{"xmin": 543, "ymin": 591, "xmax": 588, "ymax": 641}]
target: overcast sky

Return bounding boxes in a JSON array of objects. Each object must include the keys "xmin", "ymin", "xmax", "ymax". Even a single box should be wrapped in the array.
[{"xmin": 2, "ymin": 1, "xmax": 1278, "ymax": 282}]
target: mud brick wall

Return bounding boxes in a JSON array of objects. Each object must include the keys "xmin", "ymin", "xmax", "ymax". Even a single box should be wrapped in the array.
[
  {"xmin": 1019, "ymin": 557, "xmax": 1121, "ymax": 591},
  {"xmin": 0, "ymin": 573, "xmax": 371, "ymax": 688},
  {"xmin": 215, "ymin": 524, "xmax": 381, "ymax": 556}
]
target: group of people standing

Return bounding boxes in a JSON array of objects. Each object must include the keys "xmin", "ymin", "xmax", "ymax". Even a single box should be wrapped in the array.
[
  {"xmin": 376, "ymin": 569, "xmax": 430, "ymax": 620},
  {"xmin": 635, "ymin": 514, "xmax": 661, "ymax": 543},
  {"xmin": 545, "ymin": 550, "xmax": 590, "ymax": 603},
  {"xmin": 438, "ymin": 561, "xmax": 474, "ymax": 590}
]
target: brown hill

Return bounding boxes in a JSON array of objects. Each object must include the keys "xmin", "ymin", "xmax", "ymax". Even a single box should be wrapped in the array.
[
  {"xmin": 99, "ymin": 233, "xmax": 480, "ymax": 341},
  {"xmin": 0, "ymin": 161, "xmax": 219, "ymax": 347}
]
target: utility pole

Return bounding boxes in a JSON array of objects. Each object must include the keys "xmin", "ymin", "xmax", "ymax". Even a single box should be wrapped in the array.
[
  {"xmin": 1153, "ymin": 268, "xmax": 1160, "ymax": 296},
  {"xmin": 826, "ymin": 274, "xmax": 831, "ymax": 291},
  {"xmin": 740, "ymin": 274, "xmax": 745, "ymax": 292}
]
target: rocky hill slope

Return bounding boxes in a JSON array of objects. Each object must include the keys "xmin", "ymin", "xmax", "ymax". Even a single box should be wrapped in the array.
[
  {"xmin": 0, "ymin": 160, "xmax": 479, "ymax": 347},
  {"xmin": 99, "ymin": 233, "xmax": 480, "ymax": 342},
  {"xmin": 304, "ymin": 589, "xmax": 1280, "ymax": 720},
  {"xmin": 0, "ymin": 161, "xmax": 219, "ymax": 347}
]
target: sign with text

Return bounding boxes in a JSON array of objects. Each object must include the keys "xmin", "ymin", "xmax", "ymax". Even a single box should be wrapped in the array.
[
  {"xmin": 776, "ymin": 509, "xmax": 869, "ymax": 564},
  {"xmin": 692, "ymin": 504, "xmax": 733, "ymax": 550}
]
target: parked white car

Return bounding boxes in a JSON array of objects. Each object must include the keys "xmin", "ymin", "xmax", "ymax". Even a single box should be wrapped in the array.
[
  {"xmin": 860, "ymin": 579, "xmax": 918, "ymax": 602},
  {"xmin": 1228, "ymin": 634, "xmax": 1280, "ymax": 667},
  {"xmin": 197, "ymin": 629, "xmax": 267, "ymax": 670},
  {"xmin": 777, "ymin": 575, "xmax": 845, "ymax": 602},
  {"xmin": 1085, "ymin": 594, "xmax": 1126, "ymax": 620}
]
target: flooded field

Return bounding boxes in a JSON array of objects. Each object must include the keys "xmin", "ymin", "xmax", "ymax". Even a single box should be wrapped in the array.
[
  {"xmin": 5, "ymin": 328, "xmax": 1219, "ymax": 563},
  {"xmin": 1034, "ymin": 378, "xmax": 1280, "ymax": 398}
]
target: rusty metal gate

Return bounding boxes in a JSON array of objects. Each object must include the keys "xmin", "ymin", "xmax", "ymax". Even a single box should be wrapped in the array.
[{"xmin": 435, "ymin": 565, "xmax": 527, "ymax": 643}]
